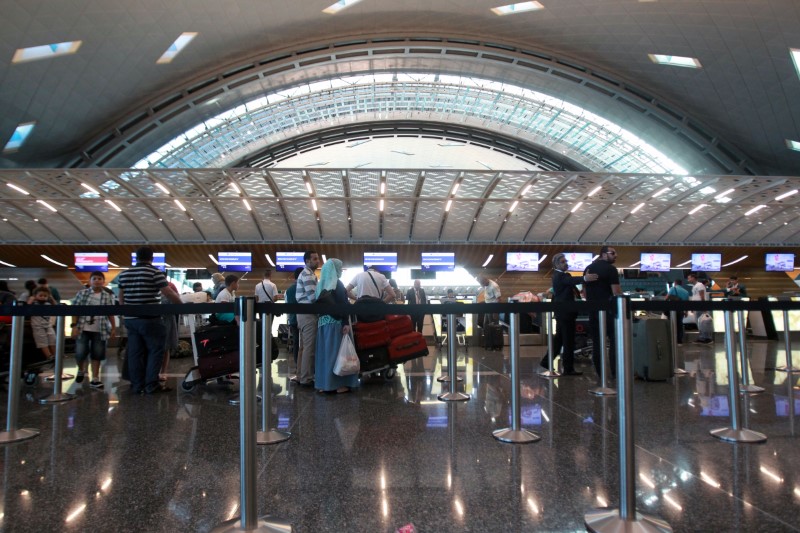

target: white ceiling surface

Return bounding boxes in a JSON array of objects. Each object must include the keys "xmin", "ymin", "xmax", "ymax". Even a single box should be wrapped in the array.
[
  {"xmin": 0, "ymin": 0, "xmax": 799, "ymax": 176},
  {"xmin": 1, "ymin": 169, "xmax": 798, "ymax": 246}
]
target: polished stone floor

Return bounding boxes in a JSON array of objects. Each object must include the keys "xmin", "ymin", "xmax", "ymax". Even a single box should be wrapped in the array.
[{"xmin": 1, "ymin": 335, "xmax": 800, "ymax": 532}]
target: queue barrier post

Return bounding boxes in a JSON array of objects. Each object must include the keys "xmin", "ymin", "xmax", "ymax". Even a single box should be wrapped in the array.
[
  {"xmin": 0, "ymin": 305, "xmax": 40, "ymax": 444},
  {"xmin": 589, "ymin": 310, "xmax": 617, "ymax": 397},
  {"xmin": 493, "ymin": 306, "xmax": 540, "ymax": 443},
  {"xmin": 736, "ymin": 309, "xmax": 764, "ymax": 394},
  {"xmin": 670, "ymin": 310, "xmax": 688, "ymax": 376},
  {"xmin": 437, "ymin": 311, "xmax": 463, "ymax": 384},
  {"xmin": 537, "ymin": 301, "xmax": 560, "ymax": 378},
  {"xmin": 585, "ymin": 296, "xmax": 672, "ymax": 533},
  {"xmin": 438, "ymin": 313, "xmax": 470, "ymax": 402},
  {"xmin": 212, "ymin": 297, "xmax": 293, "ymax": 533},
  {"xmin": 777, "ymin": 310, "xmax": 799, "ymax": 374},
  {"xmin": 39, "ymin": 315, "xmax": 76, "ymax": 404},
  {"xmin": 258, "ymin": 313, "xmax": 290, "ymax": 445},
  {"xmin": 709, "ymin": 310, "xmax": 767, "ymax": 444}
]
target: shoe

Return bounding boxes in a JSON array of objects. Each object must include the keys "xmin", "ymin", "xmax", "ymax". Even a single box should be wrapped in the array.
[
  {"xmin": 562, "ymin": 370, "xmax": 583, "ymax": 376},
  {"xmin": 75, "ymin": 371, "xmax": 85, "ymax": 384},
  {"xmin": 90, "ymin": 380, "xmax": 104, "ymax": 389},
  {"xmin": 298, "ymin": 380, "xmax": 315, "ymax": 388},
  {"xmin": 146, "ymin": 385, "xmax": 173, "ymax": 394},
  {"xmin": 336, "ymin": 387, "xmax": 350, "ymax": 394},
  {"xmin": 694, "ymin": 339, "xmax": 713, "ymax": 345},
  {"xmin": 159, "ymin": 375, "xmax": 167, "ymax": 382}
]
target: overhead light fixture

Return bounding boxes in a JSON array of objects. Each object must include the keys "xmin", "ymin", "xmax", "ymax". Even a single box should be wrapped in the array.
[
  {"xmin": 688, "ymin": 204, "xmax": 707, "ymax": 214},
  {"xmin": 445, "ymin": 199, "xmax": 453, "ymax": 212},
  {"xmin": 676, "ymin": 260, "xmax": 691, "ymax": 267},
  {"xmin": 776, "ymin": 189, "xmax": 798, "ymax": 201},
  {"xmin": 105, "ymin": 200, "xmax": 122, "ymax": 212},
  {"xmin": 156, "ymin": 32, "xmax": 198, "ymax": 64},
  {"xmin": 482, "ymin": 254, "xmax": 494, "ymax": 267},
  {"xmin": 208, "ymin": 254, "xmax": 219, "ymax": 265},
  {"xmin": 242, "ymin": 199, "xmax": 252, "ymax": 211},
  {"xmin": 722, "ymin": 255, "xmax": 748, "ymax": 267},
  {"xmin": 791, "ymin": 48, "xmax": 800, "ymax": 81},
  {"xmin": 305, "ymin": 182, "xmax": 313, "ymax": 194},
  {"xmin": 0, "ymin": 260, "xmax": 17, "ymax": 267},
  {"xmin": 12, "ymin": 41, "xmax": 82, "ymax": 64},
  {"xmin": 452, "ymin": 183, "xmax": 461, "ymax": 195},
  {"xmin": 81, "ymin": 183, "xmax": 101, "ymax": 195},
  {"xmin": 715, "ymin": 188, "xmax": 735, "ymax": 200},
  {"xmin": 37, "ymin": 200, "xmax": 57, "ymax": 212},
  {"xmin": 537, "ymin": 254, "xmax": 548, "ymax": 264},
  {"xmin": 745, "ymin": 205, "xmax": 766, "ymax": 216},
  {"xmin": 631, "ymin": 203, "xmax": 645, "ymax": 214},
  {"xmin": 652, "ymin": 187, "xmax": 670, "ymax": 198},
  {"xmin": 322, "ymin": 0, "xmax": 364, "ymax": 14},
  {"xmin": 629, "ymin": 261, "xmax": 642, "ymax": 267},
  {"xmin": 571, "ymin": 201, "xmax": 583, "ymax": 213},
  {"xmin": 311, "ymin": 199, "xmax": 318, "ymax": 211},
  {"xmin": 108, "ymin": 261, "xmax": 119, "ymax": 268},
  {"xmin": 3, "ymin": 122, "xmax": 36, "ymax": 152},
  {"xmin": 230, "ymin": 182, "xmax": 241, "ymax": 194},
  {"xmin": 41, "ymin": 254, "xmax": 67, "ymax": 267},
  {"xmin": 321, "ymin": 254, "xmax": 328, "ymax": 263},
  {"xmin": 7, "ymin": 182, "xmax": 30, "ymax": 195},
  {"xmin": 380, "ymin": 182, "xmax": 386, "ymax": 195},
  {"xmin": 491, "ymin": 1, "xmax": 544, "ymax": 16},
  {"xmin": 154, "ymin": 182, "xmax": 170, "ymax": 195},
  {"xmin": 174, "ymin": 199, "xmax": 187, "ymax": 211},
  {"xmin": 379, "ymin": 199, "xmax": 384, "ymax": 212},
  {"xmin": 588, "ymin": 186, "xmax": 602, "ymax": 197},
  {"xmin": 788, "ymin": 139, "xmax": 800, "ymax": 152},
  {"xmin": 509, "ymin": 200, "xmax": 519, "ymax": 212},
  {"xmin": 265, "ymin": 254, "xmax": 275, "ymax": 267},
  {"xmin": 648, "ymin": 54, "xmax": 702, "ymax": 69}
]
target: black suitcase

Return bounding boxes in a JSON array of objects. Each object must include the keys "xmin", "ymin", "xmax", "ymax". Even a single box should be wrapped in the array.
[
  {"xmin": 357, "ymin": 346, "xmax": 390, "ymax": 374},
  {"xmin": 484, "ymin": 322, "xmax": 504, "ymax": 350},
  {"xmin": 194, "ymin": 323, "xmax": 240, "ymax": 358},
  {"xmin": 632, "ymin": 318, "xmax": 673, "ymax": 381}
]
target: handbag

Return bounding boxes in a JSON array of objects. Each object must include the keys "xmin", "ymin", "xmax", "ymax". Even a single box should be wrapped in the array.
[{"xmin": 333, "ymin": 333, "xmax": 360, "ymax": 376}]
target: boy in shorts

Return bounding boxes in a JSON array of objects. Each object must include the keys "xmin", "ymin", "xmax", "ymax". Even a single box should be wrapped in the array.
[{"xmin": 71, "ymin": 271, "xmax": 117, "ymax": 389}]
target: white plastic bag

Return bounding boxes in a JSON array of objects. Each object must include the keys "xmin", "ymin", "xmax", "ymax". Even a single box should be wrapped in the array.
[{"xmin": 333, "ymin": 334, "xmax": 360, "ymax": 376}]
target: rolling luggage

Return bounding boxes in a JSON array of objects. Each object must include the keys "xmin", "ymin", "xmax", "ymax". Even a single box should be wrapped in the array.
[
  {"xmin": 357, "ymin": 346, "xmax": 391, "ymax": 374},
  {"xmin": 388, "ymin": 331, "xmax": 429, "ymax": 363},
  {"xmin": 182, "ymin": 323, "xmax": 263, "ymax": 391},
  {"xmin": 194, "ymin": 323, "xmax": 239, "ymax": 359},
  {"xmin": 484, "ymin": 322, "xmax": 504, "ymax": 350},
  {"xmin": 385, "ymin": 314, "xmax": 413, "ymax": 338},
  {"xmin": 632, "ymin": 318, "xmax": 673, "ymax": 381},
  {"xmin": 353, "ymin": 320, "xmax": 390, "ymax": 350}
]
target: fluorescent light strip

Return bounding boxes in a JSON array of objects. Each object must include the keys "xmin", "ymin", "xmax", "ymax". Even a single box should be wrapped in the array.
[
  {"xmin": 445, "ymin": 199, "xmax": 452, "ymax": 212},
  {"xmin": 311, "ymin": 199, "xmax": 318, "ymax": 211},
  {"xmin": 379, "ymin": 199, "xmax": 384, "ymax": 212},
  {"xmin": 154, "ymin": 182, "xmax": 170, "ymax": 195},
  {"xmin": 745, "ymin": 205, "xmax": 766, "ymax": 216},
  {"xmin": 81, "ymin": 183, "xmax": 101, "ymax": 195},
  {"xmin": 452, "ymin": 183, "xmax": 461, "ymax": 195},
  {"xmin": 537, "ymin": 254, "xmax": 548, "ymax": 264},
  {"xmin": 174, "ymin": 199, "xmax": 187, "ymax": 211},
  {"xmin": 0, "ymin": 260, "xmax": 17, "ymax": 267},
  {"xmin": 722, "ymin": 255, "xmax": 748, "ymax": 267},
  {"xmin": 41, "ymin": 254, "xmax": 67, "ymax": 268},
  {"xmin": 676, "ymin": 260, "xmax": 691, "ymax": 267},
  {"xmin": 265, "ymin": 254, "xmax": 275, "ymax": 267},
  {"xmin": 37, "ymin": 200, "xmax": 57, "ymax": 212},
  {"xmin": 715, "ymin": 188, "xmax": 735, "ymax": 200},
  {"xmin": 305, "ymin": 182, "xmax": 313, "ymax": 194},
  {"xmin": 230, "ymin": 182, "xmax": 241, "ymax": 194},
  {"xmin": 322, "ymin": 0, "xmax": 364, "ymax": 14},
  {"xmin": 482, "ymin": 254, "xmax": 494, "ymax": 267},
  {"xmin": 521, "ymin": 184, "xmax": 531, "ymax": 195},
  {"xmin": 791, "ymin": 49, "xmax": 800, "ymax": 82},
  {"xmin": 588, "ymin": 186, "xmax": 602, "ymax": 197},
  {"xmin": 491, "ymin": 2, "xmax": 544, "ymax": 16},
  {"xmin": 648, "ymin": 54, "xmax": 702, "ymax": 68},
  {"xmin": 156, "ymin": 32, "xmax": 198, "ymax": 64},
  {"xmin": 688, "ymin": 204, "xmax": 707, "ymax": 215},
  {"xmin": 12, "ymin": 41, "xmax": 82, "ymax": 64},
  {"xmin": 321, "ymin": 254, "xmax": 328, "ymax": 263},
  {"xmin": 776, "ymin": 189, "xmax": 798, "ymax": 201},
  {"xmin": 3, "ymin": 122, "xmax": 36, "ymax": 152},
  {"xmin": 108, "ymin": 261, "xmax": 119, "ymax": 268},
  {"xmin": 631, "ymin": 202, "xmax": 645, "ymax": 214},
  {"xmin": 7, "ymin": 183, "xmax": 30, "ymax": 195},
  {"xmin": 380, "ymin": 182, "xmax": 386, "ymax": 195},
  {"xmin": 208, "ymin": 254, "xmax": 219, "ymax": 265},
  {"xmin": 242, "ymin": 199, "xmax": 252, "ymax": 211},
  {"xmin": 571, "ymin": 201, "xmax": 583, "ymax": 213},
  {"xmin": 788, "ymin": 140, "xmax": 800, "ymax": 152},
  {"xmin": 509, "ymin": 200, "xmax": 519, "ymax": 212},
  {"xmin": 652, "ymin": 187, "xmax": 670, "ymax": 198},
  {"xmin": 105, "ymin": 200, "xmax": 122, "ymax": 212},
  {"xmin": 630, "ymin": 261, "xmax": 642, "ymax": 267}
]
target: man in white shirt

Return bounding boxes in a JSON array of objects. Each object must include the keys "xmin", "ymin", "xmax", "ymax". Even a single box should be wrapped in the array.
[
  {"xmin": 688, "ymin": 273, "xmax": 713, "ymax": 344},
  {"xmin": 254, "ymin": 269, "xmax": 278, "ymax": 303},
  {"xmin": 214, "ymin": 275, "xmax": 239, "ymax": 324},
  {"xmin": 346, "ymin": 266, "xmax": 394, "ymax": 302}
]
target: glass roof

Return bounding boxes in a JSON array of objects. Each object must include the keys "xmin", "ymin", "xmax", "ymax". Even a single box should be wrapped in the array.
[{"xmin": 134, "ymin": 73, "xmax": 688, "ymax": 174}]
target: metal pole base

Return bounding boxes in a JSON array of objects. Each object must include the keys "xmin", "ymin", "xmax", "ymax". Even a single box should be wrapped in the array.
[
  {"xmin": 739, "ymin": 384, "xmax": 765, "ymax": 394},
  {"xmin": 585, "ymin": 508, "xmax": 672, "ymax": 533},
  {"xmin": 44, "ymin": 373, "xmax": 74, "ymax": 381},
  {"xmin": 589, "ymin": 386, "xmax": 617, "ymax": 396},
  {"xmin": 673, "ymin": 368, "xmax": 689, "ymax": 376},
  {"xmin": 436, "ymin": 375, "xmax": 463, "ymax": 383},
  {"xmin": 38, "ymin": 393, "xmax": 76, "ymax": 404},
  {"xmin": 710, "ymin": 427, "xmax": 767, "ymax": 443},
  {"xmin": 438, "ymin": 391, "xmax": 470, "ymax": 402},
  {"xmin": 257, "ymin": 429, "xmax": 291, "ymax": 445},
  {"xmin": 227, "ymin": 394, "xmax": 262, "ymax": 406},
  {"xmin": 776, "ymin": 366, "xmax": 800, "ymax": 373},
  {"xmin": 492, "ymin": 427, "xmax": 541, "ymax": 443},
  {"xmin": 0, "ymin": 428, "xmax": 40, "ymax": 444},
  {"xmin": 211, "ymin": 516, "xmax": 294, "ymax": 532},
  {"xmin": 537, "ymin": 368, "xmax": 561, "ymax": 378}
]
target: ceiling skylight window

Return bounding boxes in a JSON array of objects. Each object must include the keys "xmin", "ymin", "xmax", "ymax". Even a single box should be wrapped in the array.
[
  {"xmin": 12, "ymin": 41, "xmax": 81, "ymax": 64},
  {"xmin": 648, "ymin": 54, "xmax": 702, "ymax": 69},
  {"xmin": 786, "ymin": 139, "xmax": 800, "ymax": 152},
  {"xmin": 323, "ymin": 0, "xmax": 364, "ymax": 14},
  {"xmin": 156, "ymin": 33, "xmax": 198, "ymax": 64},
  {"xmin": 3, "ymin": 122, "xmax": 35, "ymax": 153},
  {"xmin": 791, "ymin": 49, "xmax": 800, "ymax": 81},
  {"xmin": 491, "ymin": 2, "xmax": 544, "ymax": 15}
]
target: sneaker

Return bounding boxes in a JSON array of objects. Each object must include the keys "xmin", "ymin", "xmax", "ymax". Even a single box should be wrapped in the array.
[
  {"xmin": 90, "ymin": 380, "xmax": 104, "ymax": 389},
  {"xmin": 694, "ymin": 338, "xmax": 713, "ymax": 345},
  {"xmin": 75, "ymin": 371, "xmax": 85, "ymax": 384}
]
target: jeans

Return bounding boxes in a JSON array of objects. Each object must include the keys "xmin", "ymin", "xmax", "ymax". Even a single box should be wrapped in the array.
[
  {"xmin": 124, "ymin": 318, "xmax": 166, "ymax": 393},
  {"xmin": 75, "ymin": 331, "xmax": 107, "ymax": 362}
]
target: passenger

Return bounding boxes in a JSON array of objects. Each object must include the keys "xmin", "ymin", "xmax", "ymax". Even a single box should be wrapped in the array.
[
  {"xmin": 583, "ymin": 245, "xmax": 622, "ymax": 378},
  {"xmin": 18, "ymin": 279, "xmax": 36, "ymax": 303},
  {"xmin": 388, "ymin": 278, "xmax": 404, "ymax": 303},
  {"xmin": 29, "ymin": 286, "xmax": 58, "ymax": 360},
  {"xmin": 210, "ymin": 272, "xmax": 225, "ymax": 300},
  {"xmin": 161, "ymin": 282, "xmax": 180, "ymax": 381},
  {"xmin": 295, "ymin": 250, "xmax": 321, "ymax": 387},
  {"xmin": 667, "ymin": 279, "xmax": 690, "ymax": 344},
  {"xmin": 254, "ymin": 269, "xmax": 278, "ymax": 303},
  {"xmin": 0, "ymin": 281, "xmax": 15, "ymax": 324},
  {"xmin": 725, "ymin": 276, "xmax": 747, "ymax": 298},
  {"xmin": 37, "ymin": 278, "xmax": 61, "ymax": 303},
  {"xmin": 477, "ymin": 273, "xmax": 501, "ymax": 350},
  {"xmin": 214, "ymin": 275, "xmax": 239, "ymax": 324},
  {"xmin": 71, "ymin": 271, "xmax": 117, "ymax": 388},
  {"xmin": 284, "ymin": 267, "xmax": 304, "ymax": 380},
  {"xmin": 346, "ymin": 265, "xmax": 394, "ymax": 303},
  {"xmin": 688, "ymin": 273, "xmax": 714, "ymax": 344},
  {"xmin": 405, "ymin": 279, "xmax": 428, "ymax": 332},
  {"xmin": 314, "ymin": 258, "xmax": 357, "ymax": 394}
]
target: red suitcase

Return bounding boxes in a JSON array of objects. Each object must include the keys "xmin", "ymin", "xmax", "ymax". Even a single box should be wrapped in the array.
[
  {"xmin": 385, "ymin": 314, "xmax": 413, "ymax": 338},
  {"xmin": 353, "ymin": 320, "xmax": 390, "ymax": 350},
  {"xmin": 388, "ymin": 332, "xmax": 429, "ymax": 362}
]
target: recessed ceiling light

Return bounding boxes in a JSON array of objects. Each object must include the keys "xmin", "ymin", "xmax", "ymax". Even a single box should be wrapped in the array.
[
  {"xmin": 648, "ymin": 54, "xmax": 702, "ymax": 69},
  {"xmin": 322, "ymin": 0, "xmax": 364, "ymax": 14},
  {"xmin": 0, "ymin": 260, "xmax": 17, "ymax": 267},
  {"xmin": 791, "ymin": 49, "xmax": 800, "ymax": 81},
  {"xmin": 156, "ymin": 33, "xmax": 198, "ymax": 64},
  {"xmin": 491, "ymin": 1, "xmax": 544, "ymax": 16},
  {"xmin": 12, "ymin": 41, "xmax": 81, "ymax": 64},
  {"xmin": 688, "ymin": 204, "xmax": 707, "ymax": 214},
  {"xmin": 3, "ymin": 122, "xmax": 36, "ymax": 152},
  {"xmin": 745, "ymin": 205, "xmax": 766, "ymax": 216},
  {"xmin": 105, "ymin": 200, "xmax": 122, "ymax": 212},
  {"xmin": 6, "ymin": 183, "xmax": 30, "ymax": 195},
  {"xmin": 786, "ymin": 139, "xmax": 800, "ymax": 152},
  {"xmin": 482, "ymin": 254, "xmax": 494, "ymax": 267},
  {"xmin": 37, "ymin": 200, "xmax": 57, "ymax": 212},
  {"xmin": 41, "ymin": 254, "xmax": 67, "ymax": 268},
  {"xmin": 775, "ymin": 189, "xmax": 798, "ymax": 201}
]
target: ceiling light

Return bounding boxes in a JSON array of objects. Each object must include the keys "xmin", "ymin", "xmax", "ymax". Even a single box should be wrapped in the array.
[
  {"xmin": 305, "ymin": 182, "xmax": 313, "ymax": 194},
  {"xmin": 230, "ymin": 182, "xmax": 241, "ymax": 194},
  {"xmin": 629, "ymin": 261, "xmax": 642, "ymax": 267},
  {"xmin": 12, "ymin": 41, "xmax": 81, "ymax": 64},
  {"xmin": 41, "ymin": 254, "xmax": 67, "ymax": 267},
  {"xmin": 108, "ymin": 261, "xmax": 119, "ymax": 268},
  {"xmin": 104, "ymin": 200, "xmax": 122, "ymax": 212},
  {"xmin": 652, "ymin": 187, "xmax": 670, "ymax": 198},
  {"xmin": 156, "ymin": 32, "xmax": 198, "ymax": 64},
  {"xmin": 321, "ymin": 254, "xmax": 328, "ymax": 263},
  {"xmin": 37, "ymin": 200, "xmax": 57, "ymax": 212},
  {"xmin": 588, "ymin": 186, "xmax": 602, "ymax": 197},
  {"xmin": 3, "ymin": 122, "xmax": 36, "ymax": 152},
  {"xmin": 688, "ymin": 204, "xmax": 707, "ymax": 214},
  {"xmin": 265, "ymin": 254, "xmax": 275, "ymax": 267},
  {"xmin": 380, "ymin": 182, "xmax": 386, "ymax": 195},
  {"xmin": 537, "ymin": 254, "xmax": 548, "ymax": 264},
  {"xmin": 154, "ymin": 182, "xmax": 170, "ymax": 195},
  {"xmin": 208, "ymin": 254, "xmax": 219, "ymax": 265},
  {"xmin": 786, "ymin": 139, "xmax": 800, "ymax": 152},
  {"xmin": 509, "ymin": 200, "xmax": 519, "ymax": 212},
  {"xmin": 322, "ymin": 0, "xmax": 364, "ymax": 14},
  {"xmin": 174, "ymin": 199, "xmax": 187, "ymax": 211},
  {"xmin": 452, "ymin": 183, "xmax": 461, "ymax": 195},
  {"xmin": 676, "ymin": 260, "xmax": 691, "ymax": 267},
  {"xmin": 6, "ymin": 183, "xmax": 30, "ymax": 195},
  {"xmin": 776, "ymin": 189, "xmax": 798, "ymax": 201},
  {"xmin": 715, "ymin": 188, "xmax": 735, "ymax": 200},
  {"xmin": 311, "ymin": 199, "xmax": 318, "ymax": 211},
  {"xmin": 445, "ymin": 199, "xmax": 452, "ymax": 212},
  {"xmin": 0, "ymin": 260, "xmax": 17, "ymax": 267},
  {"xmin": 491, "ymin": 2, "xmax": 544, "ymax": 16},
  {"xmin": 722, "ymin": 255, "xmax": 748, "ymax": 267},
  {"xmin": 482, "ymin": 254, "xmax": 494, "ymax": 267},
  {"xmin": 745, "ymin": 205, "xmax": 766, "ymax": 216},
  {"xmin": 81, "ymin": 183, "xmax": 101, "ymax": 195},
  {"xmin": 571, "ymin": 201, "xmax": 583, "ymax": 213},
  {"xmin": 631, "ymin": 203, "xmax": 645, "ymax": 214},
  {"xmin": 791, "ymin": 49, "xmax": 800, "ymax": 81},
  {"xmin": 379, "ymin": 199, "xmax": 384, "ymax": 212},
  {"xmin": 648, "ymin": 54, "xmax": 702, "ymax": 69},
  {"xmin": 242, "ymin": 199, "xmax": 252, "ymax": 211},
  {"xmin": 521, "ymin": 184, "xmax": 531, "ymax": 195}
]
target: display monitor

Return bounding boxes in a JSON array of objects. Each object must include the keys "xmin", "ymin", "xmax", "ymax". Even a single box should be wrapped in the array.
[
  {"xmin": 75, "ymin": 252, "xmax": 108, "ymax": 272},
  {"xmin": 421, "ymin": 252, "xmax": 455, "ymax": 272},
  {"xmin": 130, "ymin": 251, "xmax": 166, "ymax": 271},
  {"xmin": 640, "ymin": 252, "xmax": 671, "ymax": 272},
  {"xmin": 275, "ymin": 251, "xmax": 306, "ymax": 272},
  {"xmin": 691, "ymin": 253, "xmax": 721, "ymax": 272},
  {"xmin": 506, "ymin": 252, "xmax": 538, "ymax": 272},
  {"xmin": 766, "ymin": 253, "xmax": 795, "ymax": 272},
  {"xmin": 364, "ymin": 252, "xmax": 397, "ymax": 272},
  {"xmin": 563, "ymin": 252, "xmax": 593, "ymax": 271},
  {"xmin": 218, "ymin": 251, "xmax": 252, "ymax": 272}
]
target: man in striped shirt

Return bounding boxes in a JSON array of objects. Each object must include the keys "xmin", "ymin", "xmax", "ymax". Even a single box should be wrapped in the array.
[
  {"xmin": 117, "ymin": 247, "xmax": 182, "ymax": 394},
  {"xmin": 294, "ymin": 250, "xmax": 320, "ymax": 387}
]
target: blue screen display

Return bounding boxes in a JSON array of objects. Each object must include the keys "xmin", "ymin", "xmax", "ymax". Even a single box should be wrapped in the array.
[
  {"xmin": 364, "ymin": 252, "xmax": 397, "ymax": 272},
  {"xmin": 131, "ymin": 252, "xmax": 166, "ymax": 271},
  {"xmin": 218, "ymin": 252, "xmax": 252, "ymax": 272},
  {"xmin": 275, "ymin": 251, "xmax": 305, "ymax": 272},
  {"xmin": 421, "ymin": 252, "xmax": 455, "ymax": 272}
]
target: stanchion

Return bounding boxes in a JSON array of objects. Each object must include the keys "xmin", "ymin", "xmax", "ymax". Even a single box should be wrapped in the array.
[
  {"xmin": 585, "ymin": 296, "xmax": 672, "ymax": 533},
  {"xmin": 0, "ymin": 309, "xmax": 40, "ymax": 444},
  {"xmin": 258, "ymin": 314, "xmax": 290, "ymax": 445},
  {"xmin": 212, "ymin": 297, "xmax": 293, "ymax": 533},
  {"xmin": 438, "ymin": 314, "xmax": 470, "ymax": 402},
  {"xmin": 670, "ymin": 310, "xmax": 688, "ymax": 376},
  {"xmin": 787, "ymin": 373, "xmax": 796, "ymax": 437},
  {"xmin": 736, "ymin": 310, "xmax": 763, "ymax": 394},
  {"xmin": 537, "ymin": 301, "xmax": 560, "ymax": 378},
  {"xmin": 493, "ymin": 310, "xmax": 540, "ymax": 443},
  {"xmin": 709, "ymin": 311, "xmax": 767, "ymax": 444},
  {"xmin": 589, "ymin": 310, "xmax": 616, "ymax": 396},
  {"xmin": 39, "ymin": 316, "xmax": 75, "ymax": 404},
  {"xmin": 777, "ymin": 310, "xmax": 799, "ymax": 373},
  {"xmin": 437, "ymin": 313, "xmax": 462, "ymax": 383}
]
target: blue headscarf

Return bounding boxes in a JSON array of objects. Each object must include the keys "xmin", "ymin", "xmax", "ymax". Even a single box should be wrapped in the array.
[{"xmin": 315, "ymin": 258, "xmax": 343, "ymax": 298}]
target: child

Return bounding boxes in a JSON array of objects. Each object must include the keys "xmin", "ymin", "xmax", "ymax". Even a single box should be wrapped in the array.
[{"xmin": 29, "ymin": 286, "xmax": 57, "ymax": 359}]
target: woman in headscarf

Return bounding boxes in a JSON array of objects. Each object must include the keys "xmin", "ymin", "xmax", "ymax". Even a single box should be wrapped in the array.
[{"xmin": 315, "ymin": 258, "xmax": 358, "ymax": 393}]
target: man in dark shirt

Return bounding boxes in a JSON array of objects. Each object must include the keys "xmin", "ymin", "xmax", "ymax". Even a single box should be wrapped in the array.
[
  {"xmin": 584, "ymin": 246, "xmax": 622, "ymax": 378},
  {"xmin": 117, "ymin": 246, "xmax": 182, "ymax": 394}
]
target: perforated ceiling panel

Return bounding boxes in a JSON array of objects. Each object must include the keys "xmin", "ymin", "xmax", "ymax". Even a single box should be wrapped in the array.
[
  {"xmin": 318, "ymin": 199, "xmax": 350, "ymax": 240},
  {"xmin": 412, "ymin": 201, "xmax": 445, "ymax": 241},
  {"xmin": 441, "ymin": 200, "xmax": 478, "ymax": 241},
  {"xmin": 282, "ymin": 199, "xmax": 319, "ymax": 241},
  {"xmin": 382, "ymin": 200, "xmax": 413, "ymax": 241},
  {"xmin": 350, "ymin": 199, "xmax": 380, "ymax": 240}
]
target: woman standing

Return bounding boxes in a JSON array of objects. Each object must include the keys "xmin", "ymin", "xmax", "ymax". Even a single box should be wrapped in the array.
[{"xmin": 314, "ymin": 258, "xmax": 358, "ymax": 394}]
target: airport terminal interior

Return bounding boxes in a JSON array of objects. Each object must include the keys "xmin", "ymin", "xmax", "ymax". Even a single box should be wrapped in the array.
[{"xmin": 2, "ymin": 0, "xmax": 800, "ymax": 531}]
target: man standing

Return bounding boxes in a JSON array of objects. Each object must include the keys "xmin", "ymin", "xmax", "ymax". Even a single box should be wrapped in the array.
[
  {"xmin": 284, "ymin": 267, "xmax": 303, "ymax": 379},
  {"xmin": 405, "ymin": 279, "xmax": 427, "ymax": 333},
  {"xmin": 254, "ymin": 269, "xmax": 278, "ymax": 304},
  {"xmin": 667, "ymin": 279, "xmax": 690, "ymax": 344},
  {"xmin": 477, "ymin": 273, "xmax": 501, "ymax": 350},
  {"xmin": 214, "ymin": 275, "xmax": 239, "ymax": 324},
  {"xmin": 584, "ymin": 246, "xmax": 622, "ymax": 378},
  {"xmin": 346, "ymin": 265, "xmax": 394, "ymax": 302},
  {"xmin": 295, "ymin": 251, "xmax": 321, "ymax": 387},
  {"xmin": 688, "ymin": 273, "xmax": 713, "ymax": 344},
  {"xmin": 725, "ymin": 276, "xmax": 747, "ymax": 298},
  {"xmin": 117, "ymin": 247, "xmax": 182, "ymax": 394},
  {"xmin": 71, "ymin": 271, "xmax": 117, "ymax": 389}
]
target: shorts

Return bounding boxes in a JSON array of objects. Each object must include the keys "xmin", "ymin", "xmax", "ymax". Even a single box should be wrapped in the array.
[
  {"xmin": 74, "ymin": 330, "xmax": 107, "ymax": 362},
  {"xmin": 33, "ymin": 326, "xmax": 56, "ymax": 349}
]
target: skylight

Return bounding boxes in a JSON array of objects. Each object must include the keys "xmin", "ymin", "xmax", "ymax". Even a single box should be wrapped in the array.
[
  {"xmin": 12, "ymin": 41, "xmax": 82, "ymax": 64},
  {"xmin": 791, "ymin": 49, "xmax": 800, "ymax": 81},
  {"xmin": 648, "ymin": 54, "xmax": 702, "ymax": 69},
  {"xmin": 3, "ymin": 122, "xmax": 35, "ymax": 152},
  {"xmin": 323, "ymin": 0, "xmax": 364, "ymax": 14},
  {"xmin": 157, "ymin": 33, "xmax": 198, "ymax": 64},
  {"xmin": 491, "ymin": 2, "xmax": 544, "ymax": 15}
]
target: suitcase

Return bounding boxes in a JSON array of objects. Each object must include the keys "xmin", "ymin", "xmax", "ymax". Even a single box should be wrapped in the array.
[
  {"xmin": 385, "ymin": 314, "xmax": 413, "ymax": 338},
  {"xmin": 632, "ymin": 318, "xmax": 673, "ymax": 381},
  {"xmin": 484, "ymin": 322, "xmax": 504, "ymax": 350},
  {"xmin": 353, "ymin": 320, "xmax": 390, "ymax": 350},
  {"xmin": 697, "ymin": 313, "xmax": 714, "ymax": 340},
  {"xmin": 357, "ymin": 346, "xmax": 391, "ymax": 374},
  {"xmin": 388, "ymin": 332, "xmax": 429, "ymax": 362},
  {"xmin": 198, "ymin": 350, "xmax": 240, "ymax": 378},
  {"xmin": 194, "ymin": 323, "xmax": 239, "ymax": 358}
]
